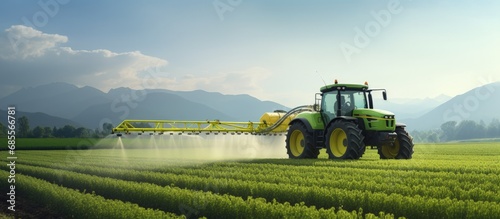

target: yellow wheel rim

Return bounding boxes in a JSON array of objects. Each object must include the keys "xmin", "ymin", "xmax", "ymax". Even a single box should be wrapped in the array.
[
  {"xmin": 290, "ymin": 130, "xmax": 305, "ymax": 156},
  {"xmin": 330, "ymin": 128, "xmax": 347, "ymax": 157},
  {"xmin": 381, "ymin": 140, "xmax": 400, "ymax": 158}
]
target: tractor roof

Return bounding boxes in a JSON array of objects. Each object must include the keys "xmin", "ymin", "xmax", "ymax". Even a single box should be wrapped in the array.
[{"xmin": 320, "ymin": 83, "xmax": 369, "ymax": 93}]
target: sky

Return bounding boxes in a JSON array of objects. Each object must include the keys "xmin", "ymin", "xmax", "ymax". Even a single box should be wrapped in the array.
[{"xmin": 0, "ymin": 0, "xmax": 499, "ymax": 107}]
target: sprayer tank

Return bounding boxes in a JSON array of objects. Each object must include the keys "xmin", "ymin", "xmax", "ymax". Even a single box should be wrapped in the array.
[{"xmin": 259, "ymin": 112, "xmax": 294, "ymax": 132}]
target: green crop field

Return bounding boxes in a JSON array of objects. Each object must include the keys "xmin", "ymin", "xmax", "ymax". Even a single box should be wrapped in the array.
[{"xmin": 1, "ymin": 140, "xmax": 500, "ymax": 218}]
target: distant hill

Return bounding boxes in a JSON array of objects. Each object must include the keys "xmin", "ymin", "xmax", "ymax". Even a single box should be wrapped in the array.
[
  {"xmin": 0, "ymin": 82, "xmax": 289, "ymax": 129},
  {"xmin": 376, "ymin": 95, "xmax": 451, "ymax": 120},
  {"xmin": 0, "ymin": 109, "xmax": 81, "ymax": 129},
  {"xmin": 405, "ymin": 82, "xmax": 500, "ymax": 131},
  {"xmin": 73, "ymin": 90, "xmax": 236, "ymax": 129},
  {"xmin": 0, "ymin": 82, "xmax": 111, "ymax": 119}
]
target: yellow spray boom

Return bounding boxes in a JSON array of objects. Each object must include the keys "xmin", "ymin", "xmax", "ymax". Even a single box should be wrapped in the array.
[{"xmin": 112, "ymin": 105, "xmax": 313, "ymax": 136}]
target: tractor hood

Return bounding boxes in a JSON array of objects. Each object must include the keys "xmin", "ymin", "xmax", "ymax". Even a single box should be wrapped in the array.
[
  {"xmin": 353, "ymin": 109, "xmax": 394, "ymax": 118},
  {"xmin": 352, "ymin": 109, "xmax": 395, "ymax": 131}
]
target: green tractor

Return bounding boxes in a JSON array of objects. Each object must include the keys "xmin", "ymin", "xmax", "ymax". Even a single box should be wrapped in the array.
[{"xmin": 286, "ymin": 80, "xmax": 414, "ymax": 159}]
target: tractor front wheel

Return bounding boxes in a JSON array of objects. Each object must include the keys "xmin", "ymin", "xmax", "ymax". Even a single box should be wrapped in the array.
[
  {"xmin": 325, "ymin": 120, "xmax": 365, "ymax": 159},
  {"xmin": 378, "ymin": 127, "xmax": 414, "ymax": 159},
  {"xmin": 285, "ymin": 122, "xmax": 319, "ymax": 159}
]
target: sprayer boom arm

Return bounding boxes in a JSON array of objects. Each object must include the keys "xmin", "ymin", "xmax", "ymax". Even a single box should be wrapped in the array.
[
  {"xmin": 113, "ymin": 119, "xmax": 264, "ymax": 134},
  {"xmin": 112, "ymin": 105, "xmax": 313, "ymax": 135}
]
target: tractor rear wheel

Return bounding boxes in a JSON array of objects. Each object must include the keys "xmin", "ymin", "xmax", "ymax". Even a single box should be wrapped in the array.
[
  {"xmin": 285, "ymin": 122, "xmax": 319, "ymax": 159},
  {"xmin": 378, "ymin": 127, "xmax": 414, "ymax": 159},
  {"xmin": 325, "ymin": 120, "xmax": 365, "ymax": 159}
]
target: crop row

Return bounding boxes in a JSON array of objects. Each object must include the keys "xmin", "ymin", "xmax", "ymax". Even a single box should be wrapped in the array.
[
  {"xmin": 143, "ymin": 162, "xmax": 500, "ymax": 190},
  {"xmin": 12, "ymin": 162, "xmax": 500, "ymax": 218},
  {"xmin": 8, "ymin": 164, "xmax": 389, "ymax": 219},
  {"xmin": 257, "ymin": 159, "xmax": 500, "ymax": 175},
  {"xmin": 0, "ymin": 170, "xmax": 182, "ymax": 219},
  {"xmin": 16, "ymin": 148, "xmax": 500, "ymax": 175},
  {"xmin": 13, "ymin": 150, "xmax": 205, "ymax": 168}
]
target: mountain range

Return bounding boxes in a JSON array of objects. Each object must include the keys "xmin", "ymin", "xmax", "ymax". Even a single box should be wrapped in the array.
[
  {"xmin": 403, "ymin": 82, "xmax": 500, "ymax": 131},
  {"xmin": 0, "ymin": 82, "xmax": 499, "ymax": 131},
  {"xmin": 0, "ymin": 82, "xmax": 288, "ymax": 129}
]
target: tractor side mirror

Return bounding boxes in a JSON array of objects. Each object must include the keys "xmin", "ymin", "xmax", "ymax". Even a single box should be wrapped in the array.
[{"xmin": 382, "ymin": 91, "xmax": 387, "ymax": 100}]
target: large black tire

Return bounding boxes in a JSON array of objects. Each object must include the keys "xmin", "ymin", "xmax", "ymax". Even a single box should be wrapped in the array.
[
  {"xmin": 378, "ymin": 127, "xmax": 414, "ymax": 159},
  {"xmin": 325, "ymin": 120, "xmax": 365, "ymax": 159},
  {"xmin": 285, "ymin": 122, "xmax": 319, "ymax": 159}
]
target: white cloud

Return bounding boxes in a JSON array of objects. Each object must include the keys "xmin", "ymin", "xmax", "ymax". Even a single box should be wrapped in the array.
[
  {"xmin": 0, "ymin": 25, "xmax": 167, "ymax": 93},
  {"xmin": 0, "ymin": 25, "xmax": 68, "ymax": 59}
]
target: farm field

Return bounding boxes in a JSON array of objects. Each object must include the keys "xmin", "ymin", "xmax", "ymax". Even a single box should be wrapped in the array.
[{"xmin": 1, "ymin": 140, "xmax": 500, "ymax": 218}]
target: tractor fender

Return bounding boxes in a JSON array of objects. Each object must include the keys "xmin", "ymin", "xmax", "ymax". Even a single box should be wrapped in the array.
[{"xmin": 289, "ymin": 118, "xmax": 314, "ymax": 133}]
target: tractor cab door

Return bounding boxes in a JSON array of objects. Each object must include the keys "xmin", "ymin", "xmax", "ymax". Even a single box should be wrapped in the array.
[{"xmin": 320, "ymin": 91, "xmax": 338, "ymax": 125}]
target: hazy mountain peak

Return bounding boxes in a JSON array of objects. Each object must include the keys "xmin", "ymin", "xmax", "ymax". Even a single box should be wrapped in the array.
[
  {"xmin": 0, "ymin": 82, "xmax": 75, "ymax": 108},
  {"xmin": 431, "ymin": 94, "xmax": 452, "ymax": 102},
  {"xmin": 108, "ymin": 87, "xmax": 134, "ymax": 93},
  {"xmin": 33, "ymin": 82, "xmax": 79, "ymax": 94}
]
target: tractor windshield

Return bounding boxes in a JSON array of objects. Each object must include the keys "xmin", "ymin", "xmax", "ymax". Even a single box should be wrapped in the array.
[
  {"xmin": 352, "ymin": 91, "xmax": 368, "ymax": 109},
  {"xmin": 321, "ymin": 90, "xmax": 367, "ymax": 121},
  {"xmin": 339, "ymin": 90, "xmax": 367, "ymax": 113}
]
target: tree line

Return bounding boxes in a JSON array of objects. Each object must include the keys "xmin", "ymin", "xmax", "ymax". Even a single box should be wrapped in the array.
[
  {"xmin": 0, "ymin": 116, "xmax": 113, "ymax": 138},
  {"xmin": 411, "ymin": 119, "xmax": 500, "ymax": 143}
]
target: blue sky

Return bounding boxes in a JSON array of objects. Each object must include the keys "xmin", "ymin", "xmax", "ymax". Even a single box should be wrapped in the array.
[{"xmin": 0, "ymin": 0, "xmax": 499, "ymax": 107}]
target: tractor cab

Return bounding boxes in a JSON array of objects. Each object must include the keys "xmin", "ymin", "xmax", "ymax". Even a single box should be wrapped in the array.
[
  {"xmin": 320, "ymin": 88, "xmax": 368, "ymax": 124},
  {"xmin": 317, "ymin": 81, "xmax": 389, "ymax": 125}
]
